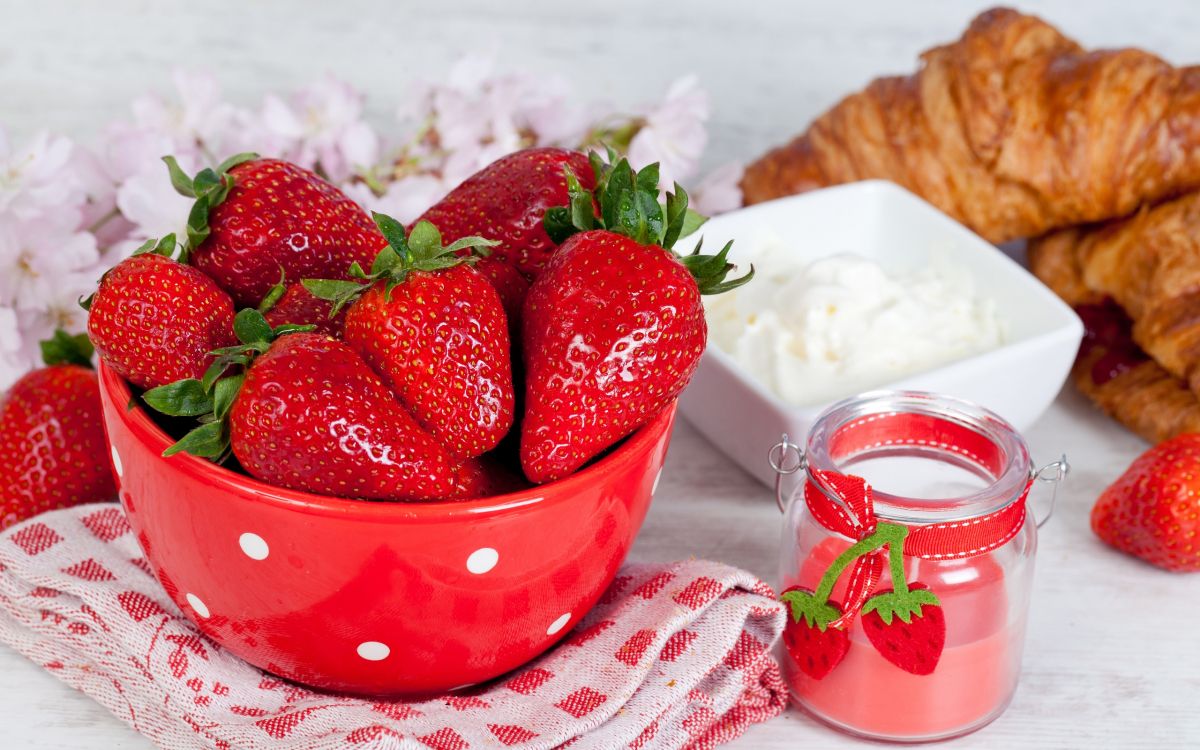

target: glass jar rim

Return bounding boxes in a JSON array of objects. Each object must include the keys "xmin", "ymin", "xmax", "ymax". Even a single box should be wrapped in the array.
[{"xmin": 804, "ymin": 390, "xmax": 1032, "ymax": 524}]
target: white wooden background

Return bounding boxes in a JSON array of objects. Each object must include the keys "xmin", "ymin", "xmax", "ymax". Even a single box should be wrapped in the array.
[{"xmin": 2, "ymin": 0, "xmax": 1199, "ymax": 747}]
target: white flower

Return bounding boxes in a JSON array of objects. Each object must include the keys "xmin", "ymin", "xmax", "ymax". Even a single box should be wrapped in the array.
[
  {"xmin": 344, "ymin": 175, "xmax": 449, "ymax": 226},
  {"xmin": 0, "ymin": 306, "xmax": 25, "ymax": 391},
  {"xmin": 691, "ymin": 161, "xmax": 745, "ymax": 216},
  {"xmin": 258, "ymin": 76, "xmax": 380, "ymax": 182},
  {"xmin": 130, "ymin": 69, "xmax": 238, "ymax": 157},
  {"xmin": 0, "ymin": 216, "xmax": 98, "ymax": 312},
  {"xmin": 627, "ymin": 76, "xmax": 709, "ymax": 191},
  {"xmin": 0, "ymin": 129, "xmax": 83, "ymax": 219},
  {"xmin": 114, "ymin": 150, "xmax": 199, "ymax": 253}
]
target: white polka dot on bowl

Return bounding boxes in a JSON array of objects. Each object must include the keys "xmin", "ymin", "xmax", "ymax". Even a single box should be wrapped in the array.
[
  {"xmin": 547, "ymin": 612, "xmax": 571, "ymax": 636},
  {"xmin": 466, "ymin": 547, "xmax": 499, "ymax": 574},
  {"xmin": 357, "ymin": 641, "xmax": 390, "ymax": 661},
  {"xmin": 185, "ymin": 593, "xmax": 210, "ymax": 619},
  {"xmin": 239, "ymin": 532, "xmax": 270, "ymax": 561}
]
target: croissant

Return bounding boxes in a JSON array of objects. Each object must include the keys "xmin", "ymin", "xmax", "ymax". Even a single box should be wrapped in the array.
[
  {"xmin": 1029, "ymin": 227, "xmax": 1200, "ymax": 443},
  {"xmin": 743, "ymin": 7, "xmax": 1200, "ymax": 243}
]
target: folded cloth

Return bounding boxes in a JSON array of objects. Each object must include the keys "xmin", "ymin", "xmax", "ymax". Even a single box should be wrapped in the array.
[{"xmin": 0, "ymin": 505, "xmax": 787, "ymax": 750}]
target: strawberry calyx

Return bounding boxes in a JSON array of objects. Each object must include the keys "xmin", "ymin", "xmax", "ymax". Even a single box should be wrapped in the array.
[
  {"xmin": 303, "ymin": 212, "xmax": 498, "ymax": 315},
  {"xmin": 780, "ymin": 588, "xmax": 843, "ymax": 631},
  {"xmin": 861, "ymin": 585, "xmax": 940, "ymax": 626},
  {"xmin": 142, "ymin": 308, "xmax": 313, "ymax": 459},
  {"xmin": 79, "ymin": 235, "xmax": 186, "ymax": 312},
  {"xmin": 543, "ymin": 153, "xmax": 752, "ymax": 295},
  {"xmin": 163, "ymin": 152, "xmax": 258, "ymax": 251},
  {"xmin": 39, "ymin": 329, "xmax": 94, "ymax": 369}
]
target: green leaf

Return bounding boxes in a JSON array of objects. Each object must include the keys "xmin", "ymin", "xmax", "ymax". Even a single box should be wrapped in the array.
[
  {"xmin": 215, "ymin": 152, "xmax": 257, "ymax": 174},
  {"xmin": 270, "ymin": 323, "xmax": 317, "ymax": 336},
  {"xmin": 678, "ymin": 208, "xmax": 708, "ymax": 239},
  {"xmin": 633, "ymin": 190, "xmax": 664, "ymax": 246},
  {"xmin": 132, "ymin": 238, "xmax": 160, "ymax": 256},
  {"xmin": 372, "ymin": 212, "xmax": 410, "ymax": 258},
  {"xmin": 191, "ymin": 168, "xmax": 222, "ymax": 197},
  {"xmin": 78, "ymin": 293, "xmax": 95, "ymax": 312},
  {"xmin": 39, "ymin": 329, "xmax": 94, "ymax": 368},
  {"xmin": 443, "ymin": 235, "xmax": 498, "ymax": 257},
  {"xmin": 257, "ymin": 270, "xmax": 288, "ymax": 313},
  {"xmin": 662, "ymin": 183, "xmax": 689, "ymax": 250},
  {"xmin": 163, "ymin": 421, "xmax": 227, "ymax": 458},
  {"xmin": 143, "ymin": 379, "xmax": 214, "ymax": 417},
  {"xmin": 407, "ymin": 220, "xmax": 442, "ymax": 260},
  {"xmin": 563, "ymin": 166, "xmax": 595, "ymax": 234},
  {"xmin": 635, "ymin": 163, "xmax": 660, "ymax": 195},
  {"xmin": 162, "ymin": 156, "xmax": 196, "ymax": 198},
  {"xmin": 201, "ymin": 358, "xmax": 232, "ymax": 391},
  {"xmin": 233, "ymin": 308, "xmax": 273, "ymax": 346},
  {"xmin": 212, "ymin": 374, "xmax": 244, "ymax": 420},
  {"xmin": 186, "ymin": 197, "xmax": 212, "ymax": 250},
  {"xmin": 369, "ymin": 245, "xmax": 401, "ymax": 276},
  {"xmin": 544, "ymin": 207, "xmax": 575, "ymax": 245},
  {"xmin": 302, "ymin": 279, "xmax": 365, "ymax": 303},
  {"xmin": 601, "ymin": 159, "xmax": 635, "ymax": 230}
]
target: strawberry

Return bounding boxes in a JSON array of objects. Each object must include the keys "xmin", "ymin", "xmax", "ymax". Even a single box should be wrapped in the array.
[
  {"xmin": 779, "ymin": 587, "xmax": 851, "ymax": 680},
  {"xmin": 164, "ymin": 154, "xmax": 386, "ymax": 307},
  {"xmin": 418, "ymin": 147, "xmax": 596, "ymax": 279},
  {"xmin": 1092, "ymin": 434, "xmax": 1200, "ymax": 571},
  {"xmin": 861, "ymin": 583, "xmax": 946, "ymax": 675},
  {"xmin": 143, "ymin": 311, "xmax": 456, "ymax": 501},
  {"xmin": 520, "ymin": 158, "xmax": 752, "ymax": 483},
  {"xmin": 448, "ymin": 455, "xmax": 531, "ymax": 500},
  {"xmin": 306, "ymin": 214, "xmax": 513, "ymax": 460},
  {"xmin": 262, "ymin": 281, "xmax": 346, "ymax": 339},
  {"xmin": 0, "ymin": 331, "xmax": 116, "ymax": 529},
  {"xmin": 86, "ymin": 237, "xmax": 236, "ymax": 390}
]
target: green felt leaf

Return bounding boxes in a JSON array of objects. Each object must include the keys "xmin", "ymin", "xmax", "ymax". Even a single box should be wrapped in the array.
[
  {"xmin": 212, "ymin": 374, "xmax": 244, "ymax": 420},
  {"xmin": 233, "ymin": 308, "xmax": 273, "ymax": 346},
  {"xmin": 163, "ymin": 421, "xmax": 227, "ymax": 458},
  {"xmin": 143, "ymin": 379, "xmax": 213, "ymax": 417},
  {"xmin": 39, "ymin": 329, "xmax": 94, "ymax": 368},
  {"xmin": 780, "ymin": 589, "xmax": 842, "ymax": 631},
  {"xmin": 862, "ymin": 587, "xmax": 941, "ymax": 626}
]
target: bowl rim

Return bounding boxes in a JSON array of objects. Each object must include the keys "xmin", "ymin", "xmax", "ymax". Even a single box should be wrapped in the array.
[
  {"xmin": 693, "ymin": 179, "xmax": 1085, "ymax": 416},
  {"xmin": 99, "ymin": 362, "xmax": 675, "ymax": 522}
]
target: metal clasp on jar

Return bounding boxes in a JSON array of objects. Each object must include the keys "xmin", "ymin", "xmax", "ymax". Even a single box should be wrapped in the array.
[{"xmin": 1030, "ymin": 455, "xmax": 1070, "ymax": 527}]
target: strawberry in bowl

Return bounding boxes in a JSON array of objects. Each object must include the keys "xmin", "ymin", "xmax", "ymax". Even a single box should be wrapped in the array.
[{"xmin": 89, "ymin": 150, "xmax": 749, "ymax": 695}]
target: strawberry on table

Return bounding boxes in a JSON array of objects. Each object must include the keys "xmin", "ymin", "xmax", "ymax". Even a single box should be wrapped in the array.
[
  {"xmin": 306, "ymin": 214, "xmax": 514, "ymax": 460},
  {"xmin": 520, "ymin": 158, "xmax": 752, "ymax": 483},
  {"xmin": 86, "ymin": 236, "xmax": 236, "ymax": 390},
  {"xmin": 143, "ymin": 311, "xmax": 456, "ymax": 501},
  {"xmin": 164, "ymin": 154, "xmax": 386, "ymax": 307},
  {"xmin": 1092, "ymin": 433, "xmax": 1200, "ymax": 572},
  {"xmin": 0, "ymin": 331, "xmax": 116, "ymax": 529}
]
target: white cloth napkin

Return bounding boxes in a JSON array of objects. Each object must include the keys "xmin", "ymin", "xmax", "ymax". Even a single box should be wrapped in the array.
[{"xmin": 0, "ymin": 505, "xmax": 787, "ymax": 750}]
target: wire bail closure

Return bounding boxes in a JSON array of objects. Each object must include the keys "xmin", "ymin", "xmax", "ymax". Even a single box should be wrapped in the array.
[
  {"xmin": 1031, "ymin": 454, "xmax": 1070, "ymax": 528},
  {"xmin": 768, "ymin": 434, "xmax": 806, "ymax": 514}
]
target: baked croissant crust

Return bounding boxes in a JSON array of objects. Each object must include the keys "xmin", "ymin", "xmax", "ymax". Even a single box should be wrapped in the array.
[
  {"xmin": 743, "ymin": 7, "xmax": 1200, "ymax": 243},
  {"xmin": 1029, "ymin": 228, "xmax": 1200, "ymax": 444}
]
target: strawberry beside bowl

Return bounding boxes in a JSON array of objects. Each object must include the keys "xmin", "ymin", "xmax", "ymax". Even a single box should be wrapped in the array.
[{"xmin": 97, "ymin": 362, "xmax": 675, "ymax": 696}]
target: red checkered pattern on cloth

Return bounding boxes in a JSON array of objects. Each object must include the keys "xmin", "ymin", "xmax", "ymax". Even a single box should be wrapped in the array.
[{"xmin": 0, "ymin": 505, "xmax": 787, "ymax": 750}]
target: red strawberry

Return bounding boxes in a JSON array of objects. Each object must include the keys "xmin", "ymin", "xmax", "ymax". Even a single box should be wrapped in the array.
[
  {"xmin": 87, "ymin": 240, "xmax": 236, "ymax": 390},
  {"xmin": 0, "ymin": 331, "xmax": 116, "ymax": 529},
  {"xmin": 262, "ymin": 282, "xmax": 346, "ymax": 339},
  {"xmin": 520, "ymin": 159, "xmax": 752, "ymax": 483},
  {"xmin": 418, "ymin": 148, "xmax": 596, "ymax": 279},
  {"xmin": 861, "ymin": 583, "xmax": 946, "ymax": 675},
  {"xmin": 307, "ymin": 214, "xmax": 514, "ymax": 460},
  {"xmin": 164, "ymin": 154, "xmax": 386, "ymax": 307},
  {"xmin": 1092, "ymin": 434, "xmax": 1200, "ymax": 571},
  {"xmin": 448, "ymin": 455, "xmax": 531, "ymax": 500},
  {"xmin": 779, "ymin": 587, "xmax": 851, "ymax": 679},
  {"xmin": 228, "ymin": 333, "xmax": 456, "ymax": 500}
]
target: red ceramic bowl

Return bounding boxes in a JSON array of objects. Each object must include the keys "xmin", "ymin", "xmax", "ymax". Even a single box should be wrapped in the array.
[{"xmin": 97, "ymin": 362, "xmax": 675, "ymax": 696}]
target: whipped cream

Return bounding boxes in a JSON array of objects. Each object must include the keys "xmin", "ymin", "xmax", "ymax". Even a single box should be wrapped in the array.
[{"xmin": 704, "ymin": 243, "xmax": 1006, "ymax": 406}]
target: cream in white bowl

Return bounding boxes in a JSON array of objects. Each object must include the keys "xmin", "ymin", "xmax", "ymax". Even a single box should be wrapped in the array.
[
  {"xmin": 677, "ymin": 181, "xmax": 1083, "ymax": 487},
  {"xmin": 705, "ymin": 247, "xmax": 1007, "ymax": 406}
]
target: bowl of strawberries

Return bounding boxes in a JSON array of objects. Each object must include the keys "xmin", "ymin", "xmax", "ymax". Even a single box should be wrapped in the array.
[{"xmin": 89, "ymin": 148, "xmax": 749, "ymax": 695}]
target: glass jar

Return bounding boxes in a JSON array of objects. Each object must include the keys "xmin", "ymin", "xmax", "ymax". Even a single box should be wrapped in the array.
[{"xmin": 770, "ymin": 391, "xmax": 1065, "ymax": 743}]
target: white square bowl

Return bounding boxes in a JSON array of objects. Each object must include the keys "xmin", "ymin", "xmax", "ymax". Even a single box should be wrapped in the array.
[{"xmin": 677, "ymin": 180, "xmax": 1084, "ymax": 487}]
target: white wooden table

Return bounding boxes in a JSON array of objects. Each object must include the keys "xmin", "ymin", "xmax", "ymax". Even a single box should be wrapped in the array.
[{"xmin": 3, "ymin": 0, "xmax": 1199, "ymax": 746}]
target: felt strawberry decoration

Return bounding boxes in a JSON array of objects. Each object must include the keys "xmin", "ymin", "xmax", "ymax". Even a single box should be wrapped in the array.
[
  {"xmin": 0, "ymin": 331, "xmax": 117, "ymax": 529},
  {"xmin": 780, "ymin": 587, "xmax": 850, "ymax": 679},
  {"xmin": 305, "ymin": 214, "xmax": 512, "ymax": 460},
  {"xmin": 85, "ymin": 236, "xmax": 236, "ymax": 390},
  {"xmin": 1092, "ymin": 433, "xmax": 1200, "ymax": 572},
  {"xmin": 519, "ymin": 157, "xmax": 752, "ymax": 483},
  {"xmin": 861, "ymin": 582, "xmax": 946, "ymax": 676},
  {"xmin": 163, "ymin": 154, "xmax": 387, "ymax": 307}
]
